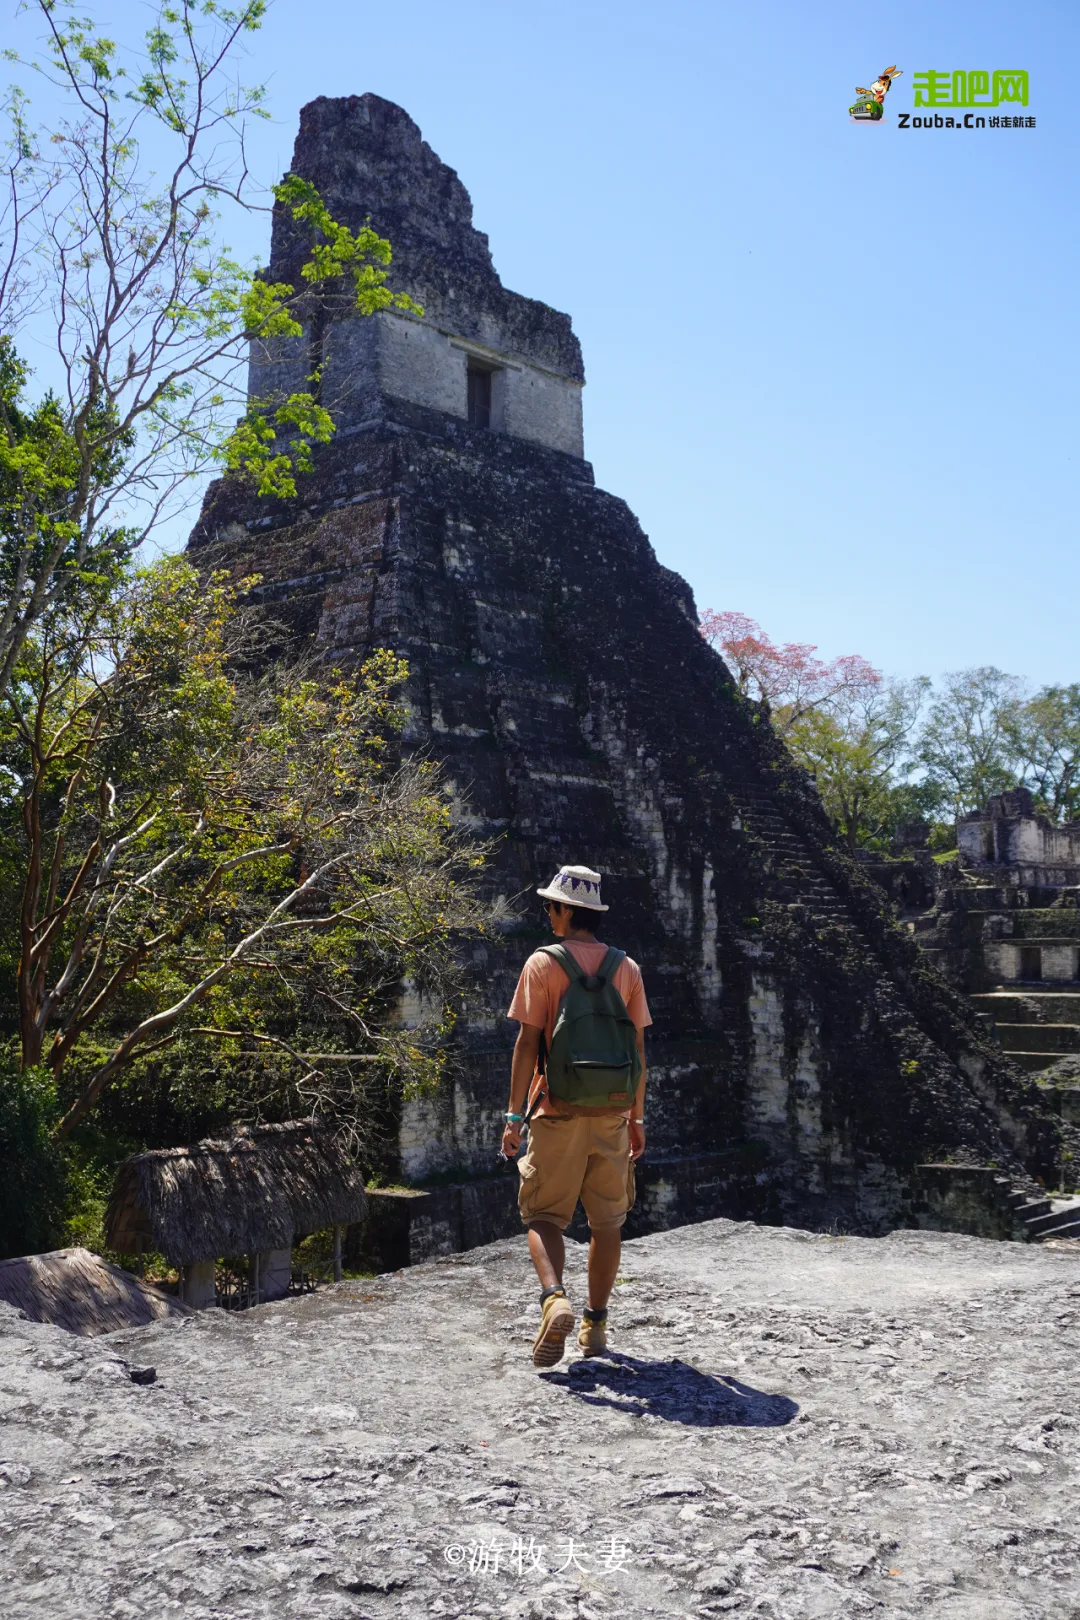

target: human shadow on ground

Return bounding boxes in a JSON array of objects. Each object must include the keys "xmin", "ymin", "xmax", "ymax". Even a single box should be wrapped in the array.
[{"xmin": 541, "ymin": 1353, "xmax": 798, "ymax": 1428}]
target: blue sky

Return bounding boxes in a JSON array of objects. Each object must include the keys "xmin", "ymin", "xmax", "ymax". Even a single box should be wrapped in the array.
[{"xmin": 6, "ymin": 0, "xmax": 1076, "ymax": 685}]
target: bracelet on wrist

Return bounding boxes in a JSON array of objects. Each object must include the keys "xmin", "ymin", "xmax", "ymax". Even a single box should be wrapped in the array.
[
  {"xmin": 505, "ymin": 1112, "xmax": 523, "ymax": 1123},
  {"xmin": 631, "ymin": 1117, "xmax": 645, "ymax": 1125}
]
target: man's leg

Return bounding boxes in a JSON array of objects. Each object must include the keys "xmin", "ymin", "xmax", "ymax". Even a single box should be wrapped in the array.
[
  {"xmin": 586, "ymin": 1226, "xmax": 621, "ymax": 1311},
  {"xmin": 527, "ymin": 1220, "xmax": 575, "ymax": 1368},
  {"xmin": 527, "ymin": 1221, "xmax": 565, "ymax": 1292},
  {"xmin": 578, "ymin": 1119, "xmax": 633, "ymax": 1357},
  {"xmin": 519, "ymin": 1117, "xmax": 583, "ymax": 1368},
  {"xmin": 576, "ymin": 1226, "xmax": 621, "ymax": 1358}
]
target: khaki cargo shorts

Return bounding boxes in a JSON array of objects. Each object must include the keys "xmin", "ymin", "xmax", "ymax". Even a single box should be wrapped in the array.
[{"xmin": 517, "ymin": 1113, "xmax": 636, "ymax": 1233}]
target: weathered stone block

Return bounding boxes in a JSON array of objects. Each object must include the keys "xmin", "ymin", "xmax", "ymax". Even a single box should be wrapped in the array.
[
  {"xmin": 255, "ymin": 1248, "xmax": 293, "ymax": 1302},
  {"xmin": 1061, "ymin": 1087, "xmax": 1080, "ymax": 1125},
  {"xmin": 354, "ymin": 1181, "xmax": 520, "ymax": 1272},
  {"xmin": 913, "ymin": 1164, "xmax": 1015, "ymax": 1241},
  {"xmin": 180, "ymin": 1258, "xmax": 217, "ymax": 1310}
]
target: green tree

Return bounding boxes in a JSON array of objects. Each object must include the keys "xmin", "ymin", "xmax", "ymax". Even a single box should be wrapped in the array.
[
  {"xmin": 1005, "ymin": 685, "xmax": 1080, "ymax": 822},
  {"xmin": 916, "ymin": 667, "xmax": 1025, "ymax": 819},
  {"xmin": 1, "ymin": 557, "xmax": 485, "ymax": 1144},
  {"xmin": 0, "ymin": 1058, "xmax": 67, "ymax": 1255},
  {"xmin": 786, "ymin": 678, "xmax": 930, "ymax": 855},
  {"xmin": 700, "ymin": 608, "xmax": 939, "ymax": 853},
  {"xmin": 0, "ymin": 0, "xmax": 417, "ymax": 702},
  {"xmin": 872, "ymin": 777, "xmax": 954, "ymax": 853}
]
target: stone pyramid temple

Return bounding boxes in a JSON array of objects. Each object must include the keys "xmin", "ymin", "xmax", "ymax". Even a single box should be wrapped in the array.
[{"xmin": 190, "ymin": 94, "xmax": 1062, "ymax": 1251}]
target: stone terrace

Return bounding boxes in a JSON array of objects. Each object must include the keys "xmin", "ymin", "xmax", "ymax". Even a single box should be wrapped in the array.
[{"xmin": 1, "ymin": 1219, "xmax": 1079, "ymax": 1618}]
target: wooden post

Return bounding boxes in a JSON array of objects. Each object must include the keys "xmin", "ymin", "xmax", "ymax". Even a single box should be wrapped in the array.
[{"xmin": 333, "ymin": 1225, "xmax": 343, "ymax": 1283}]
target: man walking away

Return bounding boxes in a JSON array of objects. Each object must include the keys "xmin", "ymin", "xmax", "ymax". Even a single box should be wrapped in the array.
[{"xmin": 502, "ymin": 865, "xmax": 650, "ymax": 1368}]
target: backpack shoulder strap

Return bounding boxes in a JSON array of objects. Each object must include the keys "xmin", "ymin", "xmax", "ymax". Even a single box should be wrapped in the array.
[
  {"xmin": 536, "ymin": 942, "xmax": 584, "ymax": 982},
  {"xmin": 538, "ymin": 943, "xmax": 626, "ymax": 986}
]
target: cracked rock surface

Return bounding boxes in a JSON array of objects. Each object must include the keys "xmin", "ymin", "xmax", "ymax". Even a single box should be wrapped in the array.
[{"xmin": 1, "ymin": 1219, "xmax": 1079, "ymax": 1618}]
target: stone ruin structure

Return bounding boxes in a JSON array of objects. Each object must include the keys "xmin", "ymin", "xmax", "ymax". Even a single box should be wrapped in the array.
[
  {"xmin": 914, "ymin": 789, "xmax": 1080, "ymax": 1130},
  {"xmin": 959, "ymin": 789, "xmax": 1080, "ymax": 890},
  {"xmin": 189, "ymin": 94, "xmax": 1069, "ymax": 1255}
]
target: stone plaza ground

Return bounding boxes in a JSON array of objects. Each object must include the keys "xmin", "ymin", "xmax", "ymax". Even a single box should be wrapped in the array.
[{"xmin": 1, "ymin": 1219, "xmax": 1078, "ymax": 1618}]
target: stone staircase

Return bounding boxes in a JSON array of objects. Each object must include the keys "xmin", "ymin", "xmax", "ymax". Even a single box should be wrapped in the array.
[
  {"xmin": 970, "ymin": 988, "xmax": 1080, "ymax": 1074},
  {"xmin": 1001, "ymin": 1182, "xmax": 1080, "ymax": 1242},
  {"xmin": 726, "ymin": 792, "xmax": 1080, "ymax": 1238},
  {"xmin": 731, "ymin": 782, "xmax": 851, "ymax": 924},
  {"xmin": 908, "ymin": 870, "xmax": 994, "ymax": 976},
  {"xmin": 910, "ymin": 905, "xmax": 948, "ymax": 969},
  {"xmin": 917, "ymin": 1163, "xmax": 1080, "ymax": 1242}
]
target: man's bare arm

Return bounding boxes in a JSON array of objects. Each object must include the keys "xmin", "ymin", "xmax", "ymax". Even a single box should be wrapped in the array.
[
  {"xmin": 502, "ymin": 1024, "xmax": 541, "ymax": 1157},
  {"xmin": 629, "ymin": 1027, "xmax": 647, "ymax": 1160}
]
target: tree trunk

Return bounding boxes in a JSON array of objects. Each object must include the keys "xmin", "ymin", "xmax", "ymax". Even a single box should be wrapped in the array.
[{"xmin": 18, "ymin": 776, "xmax": 44, "ymax": 1070}]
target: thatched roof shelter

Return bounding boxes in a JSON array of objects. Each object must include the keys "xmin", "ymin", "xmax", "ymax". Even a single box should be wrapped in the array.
[
  {"xmin": 105, "ymin": 1122, "xmax": 368, "ymax": 1267},
  {"xmin": 0, "ymin": 1247, "xmax": 189, "ymax": 1337}
]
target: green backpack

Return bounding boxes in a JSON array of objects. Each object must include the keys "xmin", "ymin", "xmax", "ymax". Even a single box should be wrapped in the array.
[{"xmin": 538, "ymin": 943, "xmax": 643, "ymax": 1107}]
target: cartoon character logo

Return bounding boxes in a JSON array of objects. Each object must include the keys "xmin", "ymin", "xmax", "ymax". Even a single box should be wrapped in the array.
[{"xmin": 849, "ymin": 65, "xmax": 902, "ymax": 121}]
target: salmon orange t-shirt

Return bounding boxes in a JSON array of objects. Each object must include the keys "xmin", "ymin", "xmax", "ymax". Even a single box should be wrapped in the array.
[{"xmin": 507, "ymin": 940, "xmax": 652, "ymax": 1117}]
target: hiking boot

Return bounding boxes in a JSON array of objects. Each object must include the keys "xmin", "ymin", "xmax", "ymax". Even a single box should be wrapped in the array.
[
  {"xmin": 532, "ymin": 1289, "xmax": 575, "ymax": 1368},
  {"xmin": 577, "ymin": 1306, "xmax": 608, "ymax": 1357}
]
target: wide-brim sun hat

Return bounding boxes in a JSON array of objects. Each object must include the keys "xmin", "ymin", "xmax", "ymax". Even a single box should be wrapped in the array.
[{"xmin": 536, "ymin": 865, "xmax": 609, "ymax": 912}]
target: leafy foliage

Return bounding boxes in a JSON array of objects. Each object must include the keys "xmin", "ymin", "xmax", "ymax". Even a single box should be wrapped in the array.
[
  {"xmin": 915, "ymin": 667, "xmax": 1027, "ymax": 821},
  {"xmin": 0, "ymin": 1058, "xmax": 67, "ymax": 1256},
  {"xmin": 1, "ymin": 557, "xmax": 487, "ymax": 1147},
  {"xmin": 0, "ymin": 0, "xmax": 419, "ymax": 701},
  {"xmin": 700, "ymin": 609, "xmax": 881, "ymax": 733},
  {"xmin": 1001, "ymin": 684, "xmax": 1080, "ymax": 823},
  {"xmin": 702, "ymin": 612, "xmax": 1080, "ymax": 849},
  {"xmin": 701, "ymin": 608, "xmax": 928, "ymax": 851},
  {"xmin": 784, "ymin": 680, "xmax": 930, "ymax": 855}
]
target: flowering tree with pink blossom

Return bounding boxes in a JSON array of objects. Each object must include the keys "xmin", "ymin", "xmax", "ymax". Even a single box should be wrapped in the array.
[
  {"xmin": 698, "ymin": 610, "xmax": 882, "ymax": 735},
  {"xmin": 700, "ymin": 609, "xmax": 929, "ymax": 853}
]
